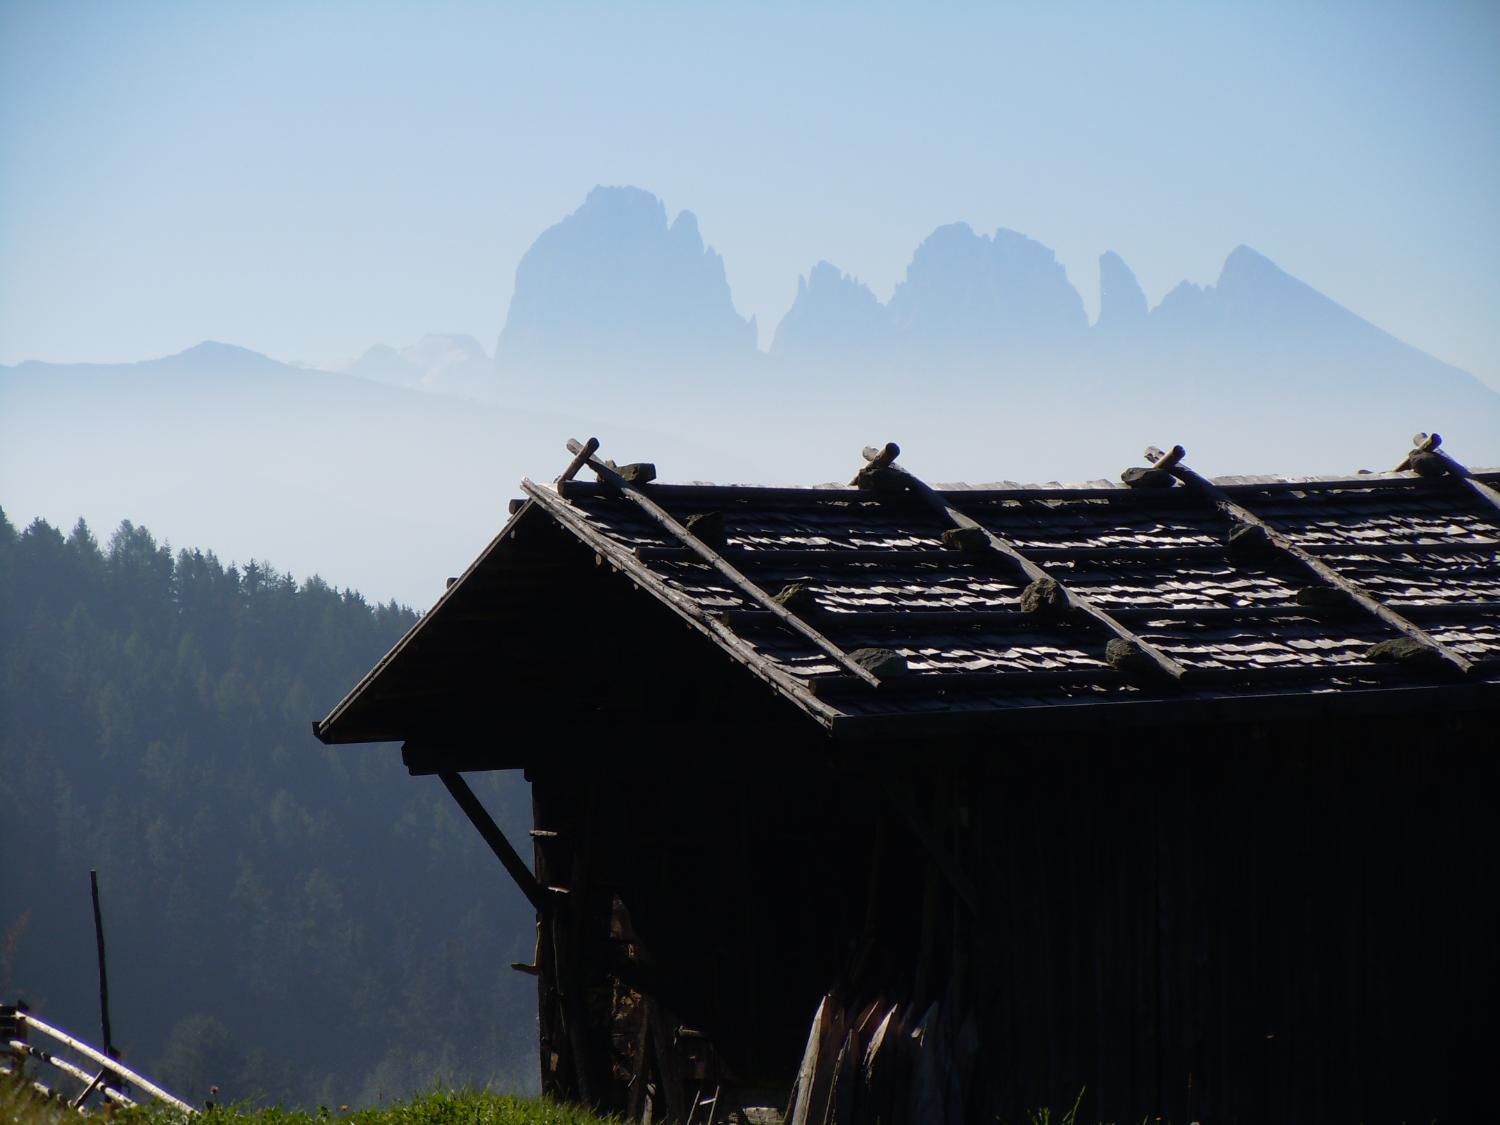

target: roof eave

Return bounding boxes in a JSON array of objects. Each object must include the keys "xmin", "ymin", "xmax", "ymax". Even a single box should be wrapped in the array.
[
  {"xmin": 519, "ymin": 478, "xmax": 845, "ymax": 731},
  {"xmin": 312, "ymin": 496, "xmax": 541, "ymax": 745}
]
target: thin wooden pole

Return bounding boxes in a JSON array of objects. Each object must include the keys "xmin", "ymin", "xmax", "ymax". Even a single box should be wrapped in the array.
[
  {"xmin": 1146, "ymin": 445, "xmax": 1475, "ymax": 675},
  {"xmin": 88, "ymin": 872, "xmax": 115, "ymax": 1063}
]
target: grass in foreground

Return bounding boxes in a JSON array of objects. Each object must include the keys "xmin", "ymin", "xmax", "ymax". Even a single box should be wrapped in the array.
[
  {"xmin": 5, "ymin": 1077, "xmax": 1106, "ymax": 1125},
  {"xmin": 0, "ymin": 1079, "xmax": 621, "ymax": 1125}
]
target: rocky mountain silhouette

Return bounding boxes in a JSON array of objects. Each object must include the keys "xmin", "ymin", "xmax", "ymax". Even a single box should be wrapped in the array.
[
  {"xmin": 483, "ymin": 186, "xmax": 1495, "ymax": 464},
  {"xmin": 495, "ymin": 185, "xmax": 757, "ymax": 378},
  {"xmin": 769, "ymin": 261, "xmax": 893, "ymax": 361},
  {"xmin": 885, "ymin": 223, "xmax": 1088, "ymax": 355},
  {"xmin": 1095, "ymin": 250, "xmax": 1149, "ymax": 334}
]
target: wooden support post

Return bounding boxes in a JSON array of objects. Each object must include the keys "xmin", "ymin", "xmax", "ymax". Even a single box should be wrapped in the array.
[
  {"xmin": 1, "ymin": 1005, "xmax": 24, "ymax": 1077},
  {"xmin": 71, "ymin": 1067, "xmax": 108, "ymax": 1110},
  {"xmin": 1146, "ymin": 445, "xmax": 1475, "ymax": 675},
  {"xmin": 650, "ymin": 1000, "xmax": 688, "ymax": 1123},
  {"xmin": 563, "ymin": 438, "xmax": 883, "ymax": 687},
  {"xmin": 555, "ymin": 778, "xmax": 599, "ymax": 1109},
  {"xmin": 437, "ymin": 772, "xmax": 551, "ymax": 914},
  {"xmin": 626, "ymin": 999, "xmax": 651, "ymax": 1123},
  {"xmin": 861, "ymin": 444, "xmax": 1190, "ymax": 681},
  {"xmin": 88, "ymin": 872, "xmax": 117, "ymax": 1074}
]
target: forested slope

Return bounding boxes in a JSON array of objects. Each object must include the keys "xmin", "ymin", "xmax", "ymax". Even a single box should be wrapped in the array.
[{"xmin": 0, "ymin": 512, "xmax": 538, "ymax": 1109}]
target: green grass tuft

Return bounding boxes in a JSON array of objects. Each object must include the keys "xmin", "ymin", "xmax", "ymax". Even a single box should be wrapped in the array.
[
  {"xmin": 116, "ymin": 1089, "xmax": 620, "ymax": 1125},
  {"xmin": 0, "ymin": 1075, "xmax": 620, "ymax": 1125}
]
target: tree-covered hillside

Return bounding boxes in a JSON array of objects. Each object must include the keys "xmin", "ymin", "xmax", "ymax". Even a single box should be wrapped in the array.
[{"xmin": 0, "ymin": 512, "xmax": 539, "ymax": 1109}]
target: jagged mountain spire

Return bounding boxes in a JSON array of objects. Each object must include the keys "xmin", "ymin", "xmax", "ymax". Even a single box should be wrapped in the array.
[
  {"xmin": 770, "ymin": 261, "xmax": 891, "ymax": 360},
  {"xmin": 495, "ymin": 185, "xmax": 756, "ymax": 373},
  {"xmin": 1096, "ymin": 251, "xmax": 1148, "ymax": 331}
]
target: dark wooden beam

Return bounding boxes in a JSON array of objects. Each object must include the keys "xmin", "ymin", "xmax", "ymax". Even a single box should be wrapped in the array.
[
  {"xmin": 637, "ymin": 540, "xmax": 1495, "ymax": 568},
  {"xmin": 811, "ymin": 666, "xmax": 1119, "ymax": 697},
  {"xmin": 564, "ymin": 437, "xmax": 883, "ymax": 688},
  {"xmin": 636, "ymin": 544, "xmax": 1230, "ymax": 567},
  {"xmin": 554, "ymin": 435, "xmax": 601, "ymax": 496},
  {"xmin": 720, "ymin": 600, "xmax": 1500, "ymax": 632},
  {"xmin": 865, "ymin": 445, "xmax": 1190, "ymax": 681},
  {"xmin": 404, "ymin": 742, "xmax": 527, "ymax": 775},
  {"xmin": 1395, "ymin": 432, "xmax": 1500, "ymax": 518},
  {"xmin": 1147, "ymin": 445, "xmax": 1476, "ymax": 675},
  {"xmin": 717, "ymin": 607, "xmax": 1088, "ymax": 631},
  {"xmin": 521, "ymin": 478, "xmax": 845, "ymax": 727},
  {"xmin": 811, "ymin": 659, "xmax": 1451, "ymax": 701},
  {"xmin": 437, "ymin": 771, "xmax": 550, "ymax": 915}
]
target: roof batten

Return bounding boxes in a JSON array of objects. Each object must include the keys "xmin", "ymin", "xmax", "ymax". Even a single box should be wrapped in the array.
[
  {"xmin": 857, "ymin": 443, "xmax": 1191, "ymax": 682},
  {"xmin": 1144, "ymin": 444, "xmax": 1476, "ymax": 675},
  {"xmin": 1394, "ymin": 432, "xmax": 1500, "ymax": 517},
  {"xmin": 561, "ymin": 438, "xmax": 885, "ymax": 688}
]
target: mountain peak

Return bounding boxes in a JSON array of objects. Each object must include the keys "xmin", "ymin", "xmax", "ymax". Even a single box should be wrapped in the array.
[
  {"xmin": 770, "ymin": 260, "xmax": 891, "ymax": 360},
  {"xmin": 156, "ymin": 341, "xmax": 285, "ymax": 373},
  {"xmin": 581, "ymin": 184, "xmax": 670, "ymax": 225},
  {"xmin": 1096, "ymin": 251, "xmax": 1148, "ymax": 331},
  {"xmin": 887, "ymin": 221, "xmax": 1086, "ymax": 345},
  {"xmin": 496, "ymin": 185, "xmax": 755, "ymax": 372},
  {"xmin": 175, "ymin": 340, "xmax": 271, "ymax": 362},
  {"xmin": 1217, "ymin": 244, "xmax": 1287, "ymax": 289}
]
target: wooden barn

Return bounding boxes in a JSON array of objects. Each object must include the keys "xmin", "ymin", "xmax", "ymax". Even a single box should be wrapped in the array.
[{"xmin": 315, "ymin": 434, "xmax": 1499, "ymax": 1124}]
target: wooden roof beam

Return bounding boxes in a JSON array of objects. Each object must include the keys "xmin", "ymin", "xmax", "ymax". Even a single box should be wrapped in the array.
[
  {"xmin": 1145, "ymin": 444, "xmax": 1476, "ymax": 675},
  {"xmin": 1395, "ymin": 432, "xmax": 1500, "ymax": 517},
  {"xmin": 713, "ymin": 600, "xmax": 1481, "ymax": 632},
  {"xmin": 859, "ymin": 443, "xmax": 1190, "ymax": 682},
  {"xmin": 636, "ymin": 540, "xmax": 1495, "ymax": 567},
  {"xmin": 522, "ymin": 477, "xmax": 845, "ymax": 724},
  {"xmin": 562, "ymin": 437, "xmax": 884, "ymax": 687},
  {"xmin": 636, "ymin": 544, "xmax": 1232, "ymax": 566}
]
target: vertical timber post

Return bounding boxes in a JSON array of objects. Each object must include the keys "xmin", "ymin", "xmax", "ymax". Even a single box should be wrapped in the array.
[{"xmin": 89, "ymin": 871, "xmax": 116, "ymax": 1062}]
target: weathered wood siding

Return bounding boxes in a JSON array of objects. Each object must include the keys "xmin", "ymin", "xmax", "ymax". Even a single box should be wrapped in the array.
[{"xmin": 529, "ymin": 709, "xmax": 1495, "ymax": 1123}]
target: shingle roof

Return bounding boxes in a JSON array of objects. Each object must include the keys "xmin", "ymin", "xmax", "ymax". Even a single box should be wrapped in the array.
[{"xmin": 315, "ymin": 435, "xmax": 1500, "ymax": 746}]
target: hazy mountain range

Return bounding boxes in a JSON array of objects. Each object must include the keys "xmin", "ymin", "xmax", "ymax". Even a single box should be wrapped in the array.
[{"xmin": 3, "ymin": 184, "xmax": 1496, "ymax": 607}]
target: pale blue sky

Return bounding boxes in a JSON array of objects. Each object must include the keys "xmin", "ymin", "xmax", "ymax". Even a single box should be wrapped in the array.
[{"xmin": 3, "ymin": 0, "xmax": 1497, "ymax": 388}]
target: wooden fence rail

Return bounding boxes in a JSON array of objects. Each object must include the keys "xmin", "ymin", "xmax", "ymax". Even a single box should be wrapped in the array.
[{"xmin": 1, "ymin": 1004, "xmax": 197, "ymax": 1116}]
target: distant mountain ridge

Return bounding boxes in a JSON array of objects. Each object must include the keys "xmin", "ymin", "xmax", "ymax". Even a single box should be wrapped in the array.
[
  {"xmin": 488, "ymin": 186, "xmax": 1491, "ymax": 399},
  {"xmin": 477, "ymin": 185, "xmax": 1497, "ymax": 477},
  {"xmin": 6, "ymin": 185, "xmax": 1496, "ymax": 557}
]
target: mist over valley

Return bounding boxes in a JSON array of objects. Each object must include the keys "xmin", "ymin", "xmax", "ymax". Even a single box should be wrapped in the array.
[{"xmin": 5, "ymin": 186, "xmax": 1495, "ymax": 610}]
